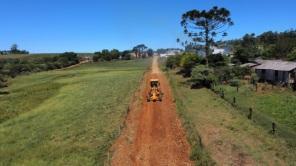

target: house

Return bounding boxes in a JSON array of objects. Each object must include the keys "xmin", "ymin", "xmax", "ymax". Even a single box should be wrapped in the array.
[
  {"xmin": 159, "ymin": 49, "xmax": 183, "ymax": 57},
  {"xmin": 240, "ymin": 63, "xmax": 258, "ymax": 68},
  {"xmin": 254, "ymin": 60, "xmax": 296, "ymax": 84},
  {"xmin": 190, "ymin": 46, "xmax": 231, "ymax": 57},
  {"xmin": 212, "ymin": 46, "xmax": 227, "ymax": 55}
]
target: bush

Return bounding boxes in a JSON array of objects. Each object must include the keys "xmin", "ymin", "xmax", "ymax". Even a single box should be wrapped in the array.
[
  {"xmin": 110, "ymin": 49, "xmax": 120, "ymax": 60},
  {"xmin": 214, "ymin": 66, "xmax": 234, "ymax": 83},
  {"xmin": 190, "ymin": 65, "xmax": 217, "ymax": 89},
  {"xmin": 58, "ymin": 52, "xmax": 79, "ymax": 66},
  {"xmin": 232, "ymin": 66, "xmax": 251, "ymax": 79},
  {"xmin": 121, "ymin": 50, "xmax": 132, "ymax": 60},
  {"xmin": 208, "ymin": 53, "xmax": 227, "ymax": 67},
  {"xmin": 229, "ymin": 78, "xmax": 240, "ymax": 87},
  {"xmin": 166, "ymin": 55, "xmax": 181, "ymax": 69},
  {"xmin": 288, "ymin": 48, "xmax": 296, "ymax": 61},
  {"xmin": 251, "ymin": 72, "xmax": 259, "ymax": 84},
  {"xmin": 180, "ymin": 53, "xmax": 201, "ymax": 77},
  {"xmin": 0, "ymin": 74, "xmax": 8, "ymax": 88}
]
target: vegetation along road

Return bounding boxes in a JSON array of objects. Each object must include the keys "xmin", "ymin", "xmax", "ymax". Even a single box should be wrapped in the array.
[
  {"xmin": 111, "ymin": 56, "xmax": 192, "ymax": 165},
  {"xmin": 167, "ymin": 69, "xmax": 296, "ymax": 165}
]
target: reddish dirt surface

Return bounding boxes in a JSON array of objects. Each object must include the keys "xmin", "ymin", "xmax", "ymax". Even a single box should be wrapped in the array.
[{"xmin": 111, "ymin": 57, "xmax": 193, "ymax": 166}]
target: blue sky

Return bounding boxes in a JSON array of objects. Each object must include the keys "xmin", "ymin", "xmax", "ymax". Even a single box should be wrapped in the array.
[{"xmin": 0, "ymin": 0, "xmax": 295, "ymax": 53}]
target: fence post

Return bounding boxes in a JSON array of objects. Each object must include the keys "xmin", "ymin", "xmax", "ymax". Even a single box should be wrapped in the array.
[
  {"xmin": 255, "ymin": 83, "xmax": 258, "ymax": 92},
  {"xmin": 233, "ymin": 97, "xmax": 236, "ymax": 105},
  {"xmin": 272, "ymin": 122, "xmax": 276, "ymax": 134},
  {"xmin": 221, "ymin": 90, "xmax": 224, "ymax": 99},
  {"xmin": 236, "ymin": 85, "xmax": 239, "ymax": 92},
  {"xmin": 248, "ymin": 108, "xmax": 253, "ymax": 120}
]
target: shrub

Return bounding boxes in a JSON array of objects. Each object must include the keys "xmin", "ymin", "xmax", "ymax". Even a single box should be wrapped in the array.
[
  {"xmin": 251, "ymin": 72, "xmax": 259, "ymax": 84},
  {"xmin": 288, "ymin": 48, "xmax": 296, "ymax": 61},
  {"xmin": 180, "ymin": 53, "xmax": 201, "ymax": 77},
  {"xmin": 166, "ymin": 55, "xmax": 181, "ymax": 69},
  {"xmin": 121, "ymin": 50, "xmax": 132, "ymax": 60},
  {"xmin": 232, "ymin": 66, "xmax": 251, "ymax": 78},
  {"xmin": 110, "ymin": 49, "xmax": 120, "ymax": 60},
  {"xmin": 190, "ymin": 65, "xmax": 217, "ymax": 89},
  {"xmin": 214, "ymin": 66, "xmax": 235, "ymax": 83},
  {"xmin": 0, "ymin": 74, "xmax": 8, "ymax": 88},
  {"xmin": 208, "ymin": 53, "xmax": 227, "ymax": 67},
  {"xmin": 229, "ymin": 78, "xmax": 240, "ymax": 87}
]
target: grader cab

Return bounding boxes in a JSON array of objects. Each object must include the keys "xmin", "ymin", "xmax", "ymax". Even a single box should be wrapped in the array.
[{"xmin": 147, "ymin": 79, "xmax": 163, "ymax": 102}]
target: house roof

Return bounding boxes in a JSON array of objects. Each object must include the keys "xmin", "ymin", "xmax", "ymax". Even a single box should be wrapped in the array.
[
  {"xmin": 240, "ymin": 63, "xmax": 258, "ymax": 68},
  {"xmin": 254, "ymin": 60, "xmax": 296, "ymax": 71}
]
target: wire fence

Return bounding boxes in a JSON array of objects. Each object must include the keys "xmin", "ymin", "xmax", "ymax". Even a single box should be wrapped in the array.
[{"xmin": 211, "ymin": 86, "xmax": 296, "ymax": 147}]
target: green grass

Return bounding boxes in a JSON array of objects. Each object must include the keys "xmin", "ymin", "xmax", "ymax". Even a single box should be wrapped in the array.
[
  {"xmin": 0, "ymin": 59, "xmax": 150, "ymax": 165},
  {"xmin": 215, "ymin": 84, "xmax": 296, "ymax": 132},
  {"xmin": 167, "ymin": 70, "xmax": 295, "ymax": 165}
]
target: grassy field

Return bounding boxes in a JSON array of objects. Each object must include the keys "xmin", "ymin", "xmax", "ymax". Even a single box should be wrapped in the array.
[
  {"xmin": 167, "ymin": 70, "xmax": 295, "ymax": 165},
  {"xmin": 215, "ymin": 83, "xmax": 296, "ymax": 132},
  {"xmin": 0, "ymin": 59, "xmax": 150, "ymax": 165}
]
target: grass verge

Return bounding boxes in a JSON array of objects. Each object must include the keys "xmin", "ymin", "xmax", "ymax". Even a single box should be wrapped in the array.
[
  {"xmin": 165, "ymin": 70, "xmax": 215, "ymax": 165},
  {"xmin": 166, "ymin": 69, "xmax": 295, "ymax": 165},
  {"xmin": 214, "ymin": 83, "xmax": 296, "ymax": 146}
]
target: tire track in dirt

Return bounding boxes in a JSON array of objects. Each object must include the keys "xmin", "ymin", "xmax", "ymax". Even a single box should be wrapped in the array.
[{"xmin": 111, "ymin": 56, "xmax": 192, "ymax": 166}]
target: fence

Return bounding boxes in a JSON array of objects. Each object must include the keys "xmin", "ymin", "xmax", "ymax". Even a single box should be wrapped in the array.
[{"xmin": 211, "ymin": 86, "xmax": 296, "ymax": 147}]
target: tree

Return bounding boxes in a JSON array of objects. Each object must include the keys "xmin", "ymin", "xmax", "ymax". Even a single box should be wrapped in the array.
[
  {"xmin": 207, "ymin": 53, "xmax": 226, "ymax": 67},
  {"xmin": 288, "ymin": 48, "xmax": 296, "ymax": 61},
  {"xmin": 180, "ymin": 53, "xmax": 201, "ymax": 77},
  {"xmin": 58, "ymin": 52, "xmax": 79, "ymax": 66},
  {"xmin": 190, "ymin": 65, "xmax": 217, "ymax": 89},
  {"xmin": 10, "ymin": 44, "xmax": 18, "ymax": 54},
  {"xmin": 133, "ymin": 44, "xmax": 147, "ymax": 58},
  {"xmin": 121, "ymin": 50, "xmax": 132, "ymax": 60},
  {"xmin": 101, "ymin": 49, "xmax": 112, "ymax": 61},
  {"xmin": 147, "ymin": 49, "xmax": 154, "ymax": 57},
  {"xmin": 181, "ymin": 6, "xmax": 233, "ymax": 65},
  {"xmin": 110, "ymin": 49, "xmax": 120, "ymax": 60},
  {"xmin": 8, "ymin": 44, "xmax": 29, "ymax": 54},
  {"xmin": 232, "ymin": 33, "xmax": 261, "ymax": 63},
  {"xmin": 231, "ymin": 30, "xmax": 296, "ymax": 61}
]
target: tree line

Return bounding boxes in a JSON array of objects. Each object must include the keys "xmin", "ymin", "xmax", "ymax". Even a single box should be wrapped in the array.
[
  {"xmin": 0, "ymin": 52, "xmax": 79, "ymax": 90},
  {"xmin": 92, "ymin": 44, "xmax": 153, "ymax": 62},
  {"xmin": 0, "ymin": 44, "xmax": 29, "ymax": 55},
  {"xmin": 93, "ymin": 49, "xmax": 131, "ymax": 61},
  {"xmin": 231, "ymin": 30, "xmax": 296, "ymax": 63}
]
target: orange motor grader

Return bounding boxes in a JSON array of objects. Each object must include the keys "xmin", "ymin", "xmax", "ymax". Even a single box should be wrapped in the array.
[{"xmin": 147, "ymin": 79, "xmax": 163, "ymax": 102}]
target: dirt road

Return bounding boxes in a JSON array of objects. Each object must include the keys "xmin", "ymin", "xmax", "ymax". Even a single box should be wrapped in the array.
[{"xmin": 111, "ymin": 57, "xmax": 192, "ymax": 165}]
